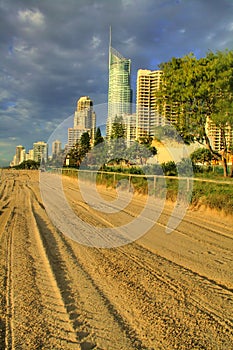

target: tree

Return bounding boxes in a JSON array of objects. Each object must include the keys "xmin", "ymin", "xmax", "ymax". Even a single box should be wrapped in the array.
[
  {"xmin": 107, "ymin": 116, "xmax": 126, "ymax": 165},
  {"xmin": 161, "ymin": 161, "xmax": 177, "ymax": 176},
  {"xmin": 67, "ymin": 141, "xmax": 81, "ymax": 167},
  {"xmin": 67, "ymin": 133, "xmax": 91, "ymax": 168},
  {"xmin": 154, "ymin": 125, "xmax": 186, "ymax": 143},
  {"xmin": 126, "ymin": 141, "xmax": 149, "ymax": 165},
  {"xmin": 48, "ymin": 149, "xmax": 66, "ymax": 167},
  {"xmin": 190, "ymin": 148, "xmax": 212, "ymax": 165},
  {"xmin": 138, "ymin": 135, "xmax": 157, "ymax": 156},
  {"xmin": 80, "ymin": 132, "xmax": 91, "ymax": 158},
  {"xmin": 94, "ymin": 127, "xmax": 104, "ymax": 146},
  {"xmin": 13, "ymin": 160, "xmax": 40, "ymax": 170},
  {"xmin": 149, "ymin": 145, "xmax": 157, "ymax": 156},
  {"xmin": 138, "ymin": 135, "xmax": 153, "ymax": 145},
  {"xmin": 157, "ymin": 50, "xmax": 233, "ymax": 176},
  {"xmin": 88, "ymin": 140, "xmax": 109, "ymax": 168},
  {"xmin": 126, "ymin": 137, "xmax": 157, "ymax": 165},
  {"xmin": 110, "ymin": 116, "xmax": 125, "ymax": 139}
]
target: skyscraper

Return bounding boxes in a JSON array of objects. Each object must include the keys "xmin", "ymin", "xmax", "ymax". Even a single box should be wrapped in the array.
[
  {"xmin": 15, "ymin": 145, "xmax": 25, "ymax": 165},
  {"xmin": 52, "ymin": 140, "xmax": 62, "ymax": 157},
  {"xmin": 136, "ymin": 69, "xmax": 165, "ymax": 139},
  {"xmin": 33, "ymin": 141, "xmax": 48, "ymax": 163},
  {"xmin": 106, "ymin": 29, "xmax": 132, "ymax": 139},
  {"xmin": 68, "ymin": 96, "xmax": 96, "ymax": 149}
]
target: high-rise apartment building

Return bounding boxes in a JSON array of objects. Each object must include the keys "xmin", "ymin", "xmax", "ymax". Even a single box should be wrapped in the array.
[
  {"xmin": 52, "ymin": 140, "xmax": 62, "ymax": 157},
  {"xmin": 68, "ymin": 96, "xmax": 96, "ymax": 149},
  {"xmin": 68, "ymin": 129, "xmax": 85, "ymax": 149},
  {"xmin": 10, "ymin": 146, "xmax": 34, "ymax": 166},
  {"xmin": 33, "ymin": 141, "xmax": 48, "ymax": 163},
  {"xmin": 26, "ymin": 149, "xmax": 34, "ymax": 161},
  {"xmin": 15, "ymin": 145, "xmax": 25, "ymax": 165},
  {"xmin": 106, "ymin": 31, "xmax": 132, "ymax": 139},
  {"xmin": 122, "ymin": 113, "xmax": 136, "ymax": 147},
  {"xmin": 136, "ymin": 69, "xmax": 167, "ymax": 139},
  {"xmin": 74, "ymin": 96, "xmax": 96, "ymax": 133},
  {"xmin": 206, "ymin": 116, "xmax": 233, "ymax": 152}
]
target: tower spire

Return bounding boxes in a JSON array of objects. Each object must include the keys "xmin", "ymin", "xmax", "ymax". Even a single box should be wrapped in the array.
[
  {"xmin": 109, "ymin": 26, "xmax": 112, "ymax": 68},
  {"xmin": 109, "ymin": 25, "xmax": 112, "ymax": 49}
]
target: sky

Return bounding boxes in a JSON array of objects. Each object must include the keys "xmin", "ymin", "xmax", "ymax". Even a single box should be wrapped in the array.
[{"xmin": 0, "ymin": 0, "xmax": 233, "ymax": 166}]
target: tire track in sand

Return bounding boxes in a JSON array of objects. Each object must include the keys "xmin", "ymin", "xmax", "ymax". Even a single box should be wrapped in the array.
[
  {"xmin": 31, "ymin": 194, "xmax": 142, "ymax": 350},
  {"xmin": 0, "ymin": 177, "xmax": 17, "ymax": 350},
  {"xmin": 4, "ymin": 211, "xmax": 15, "ymax": 350},
  {"xmin": 26, "ymin": 193, "xmax": 81, "ymax": 349},
  {"xmin": 1, "ymin": 174, "xmax": 81, "ymax": 349},
  {"xmin": 59, "ymin": 180, "xmax": 233, "ymax": 349}
]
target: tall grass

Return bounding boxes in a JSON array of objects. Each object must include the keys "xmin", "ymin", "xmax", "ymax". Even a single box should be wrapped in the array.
[
  {"xmin": 59, "ymin": 167, "xmax": 233, "ymax": 215},
  {"xmin": 191, "ymin": 181, "xmax": 233, "ymax": 214}
]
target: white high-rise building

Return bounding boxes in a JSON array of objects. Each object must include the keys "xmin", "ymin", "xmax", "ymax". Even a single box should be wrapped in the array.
[
  {"xmin": 68, "ymin": 129, "xmax": 85, "ymax": 149},
  {"xmin": 26, "ymin": 149, "xmax": 34, "ymax": 161},
  {"xmin": 206, "ymin": 116, "xmax": 233, "ymax": 152},
  {"xmin": 15, "ymin": 145, "xmax": 25, "ymax": 165},
  {"xmin": 122, "ymin": 113, "xmax": 136, "ymax": 147},
  {"xmin": 136, "ymin": 69, "xmax": 166, "ymax": 139},
  {"xmin": 33, "ymin": 141, "xmax": 48, "ymax": 163},
  {"xmin": 68, "ymin": 96, "xmax": 96, "ymax": 150},
  {"xmin": 52, "ymin": 140, "xmax": 62, "ymax": 157},
  {"xmin": 11, "ymin": 146, "xmax": 33, "ymax": 166}
]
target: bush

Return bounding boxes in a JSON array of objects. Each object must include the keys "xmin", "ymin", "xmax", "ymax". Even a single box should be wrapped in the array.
[
  {"xmin": 161, "ymin": 161, "xmax": 177, "ymax": 176},
  {"xmin": 12, "ymin": 160, "xmax": 40, "ymax": 170}
]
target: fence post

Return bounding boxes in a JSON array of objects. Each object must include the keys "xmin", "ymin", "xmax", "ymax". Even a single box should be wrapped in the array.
[
  {"xmin": 154, "ymin": 176, "xmax": 157, "ymax": 195},
  {"xmin": 128, "ymin": 175, "xmax": 131, "ymax": 192},
  {"xmin": 187, "ymin": 178, "xmax": 190, "ymax": 191}
]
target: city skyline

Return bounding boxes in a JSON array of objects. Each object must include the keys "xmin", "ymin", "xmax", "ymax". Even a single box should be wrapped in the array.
[
  {"xmin": 1, "ymin": 0, "xmax": 233, "ymax": 166},
  {"xmin": 10, "ymin": 140, "xmax": 49, "ymax": 166}
]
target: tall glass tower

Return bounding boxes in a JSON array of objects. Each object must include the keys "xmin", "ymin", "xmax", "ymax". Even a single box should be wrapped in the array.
[{"xmin": 106, "ymin": 28, "xmax": 132, "ymax": 139}]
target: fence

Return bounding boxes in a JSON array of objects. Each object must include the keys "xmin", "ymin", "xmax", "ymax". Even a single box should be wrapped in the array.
[{"xmin": 50, "ymin": 167, "xmax": 233, "ymax": 195}]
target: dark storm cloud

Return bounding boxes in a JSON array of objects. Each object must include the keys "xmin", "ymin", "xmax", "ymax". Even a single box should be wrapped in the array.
[{"xmin": 0, "ymin": 0, "xmax": 233, "ymax": 165}]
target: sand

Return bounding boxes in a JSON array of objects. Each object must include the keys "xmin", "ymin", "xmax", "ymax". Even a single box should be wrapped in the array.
[{"xmin": 0, "ymin": 169, "xmax": 232, "ymax": 349}]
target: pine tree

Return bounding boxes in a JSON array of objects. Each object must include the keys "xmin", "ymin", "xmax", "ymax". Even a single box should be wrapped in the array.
[
  {"xmin": 94, "ymin": 127, "xmax": 104, "ymax": 146},
  {"xmin": 80, "ymin": 132, "xmax": 91, "ymax": 158}
]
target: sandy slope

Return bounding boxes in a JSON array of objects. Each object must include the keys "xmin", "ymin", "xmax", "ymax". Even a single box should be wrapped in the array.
[{"xmin": 0, "ymin": 170, "xmax": 232, "ymax": 349}]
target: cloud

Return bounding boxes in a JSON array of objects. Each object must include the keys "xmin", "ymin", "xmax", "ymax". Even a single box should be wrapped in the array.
[
  {"xmin": 91, "ymin": 35, "xmax": 101, "ymax": 49},
  {"xmin": 0, "ymin": 0, "xmax": 233, "ymax": 165},
  {"xmin": 228, "ymin": 22, "xmax": 233, "ymax": 31},
  {"xmin": 18, "ymin": 8, "xmax": 45, "ymax": 27},
  {"xmin": 0, "ymin": 141, "xmax": 15, "ymax": 147},
  {"xmin": 179, "ymin": 28, "xmax": 186, "ymax": 34}
]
